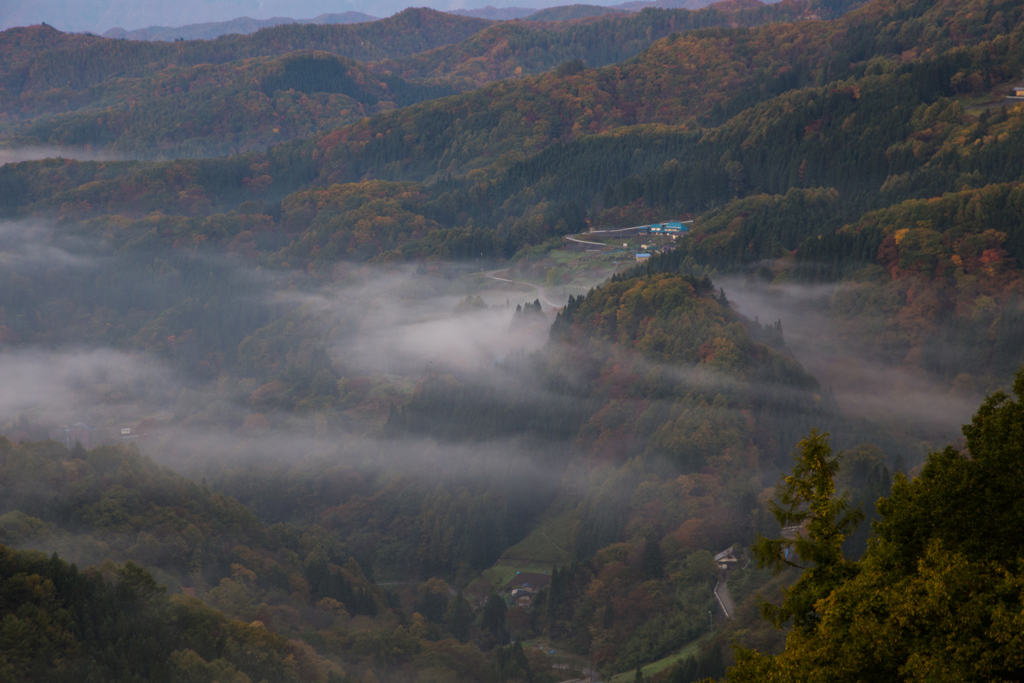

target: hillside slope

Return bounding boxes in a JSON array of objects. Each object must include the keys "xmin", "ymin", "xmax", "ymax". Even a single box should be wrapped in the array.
[{"xmin": 0, "ymin": 0, "xmax": 1021, "ymax": 393}]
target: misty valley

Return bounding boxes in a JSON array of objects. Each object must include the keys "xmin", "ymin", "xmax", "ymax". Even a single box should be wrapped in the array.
[{"xmin": 2, "ymin": 0, "xmax": 1024, "ymax": 682}]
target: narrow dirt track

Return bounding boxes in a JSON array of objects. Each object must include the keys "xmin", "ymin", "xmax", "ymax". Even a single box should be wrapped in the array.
[{"xmin": 485, "ymin": 270, "xmax": 560, "ymax": 310}]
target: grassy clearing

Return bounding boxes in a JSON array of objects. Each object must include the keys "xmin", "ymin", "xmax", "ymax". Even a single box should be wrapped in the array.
[
  {"xmin": 524, "ymin": 637, "xmax": 588, "ymax": 678},
  {"xmin": 608, "ymin": 638, "xmax": 705, "ymax": 683},
  {"xmin": 501, "ymin": 508, "xmax": 576, "ymax": 565},
  {"xmin": 476, "ymin": 563, "xmax": 551, "ymax": 590},
  {"xmin": 466, "ymin": 508, "xmax": 575, "ymax": 601}
]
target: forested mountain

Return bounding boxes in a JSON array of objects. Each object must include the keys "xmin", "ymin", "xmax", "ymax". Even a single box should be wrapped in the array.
[
  {"xmin": 1, "ymin": 2, "xmax": 808, "ymax": 158},
  {"xmin": 2, "ymin": 0, "xmax": 1024, "ymax": 680},
  {"xmin": 379, "ymin": 1, "xmax": 806, "ymax": 89},
  {"xmin": 2, "ymin": 0, "xmax": 1021, "ymax": 391},
  {"xmin": 1, "ymin": 8, "xmax": 490, "ymax": 75},
  {"xmin": 0, "ymin": 436, "xmax": 560, "ymax": 681},
  {"xmin": 0, "ymin": 9, "xmax": 490, "ymax": 158},
  {"xmin": 11, "ymin": 50, "xmax": 456, "ymax": 158}
]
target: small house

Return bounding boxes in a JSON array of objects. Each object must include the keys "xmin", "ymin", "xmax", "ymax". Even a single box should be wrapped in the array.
[
  {"xmin": 1014, "ymin": 84, "xmax": 1024, "ymax": 97},
  {"xmin": 635, "ymin": 252, "xmax": 651, "ymax": 262},
  {"xmin": 714, "ymin": 546, "xmax": 739, "ymax": 571},
  {"xmin": 503, "ymin": 572, "xmax": 551, "ymax": 592}
]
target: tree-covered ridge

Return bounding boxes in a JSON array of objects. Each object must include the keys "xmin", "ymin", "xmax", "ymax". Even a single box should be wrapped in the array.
[
  {"xmin": 0, "ymin": 0, "xmax": 1020, "ymax": 402},
  {"xmin": 0, "ymin": 437, "xmax": 333, "ymax": 596},
  {"xmin": 4, "ymin": 0, "xmax": 1024, "ymax": 679},
  {"xmin": 311, "ymin": 24, "xmax": 837, "ymax": 184},
  {"xmin": 0, "ymin": 544, "xmax": 330, "ymax": 682},
  {"xmin": 399, "ymin": 270, "xmax": 894, "ymax": 471},
  {"xmin": 2, "ymin": 0, "xmax": 1020, "ymax": 282},
  {"xmin": 5, "ymin": 0, "xmax": 1016, "ymax": 222},
  {"xmin": 551, "ymin": 273, "xmax": 793, "ymax": 378},
  {"xmin": 727, "ymin": 368, "xmax": 1024, "ymax": 682},
  {"xmin": 104, "ymin": 12, "xmax": 379, "ymax": 43},
  {"xmin": 523, "ymin": 4, "xmax": 629, "ymax": 22},
  {"xmin": 311, "ymin": 0, "xmax": 1024, "ymax": 183},
  {"xmin": 544, "ymin": 273, "xmax": 872, "ymax": 467},
  {"xmin": 798, "ymin": 183, "xmax": 1024, "ymax": 384},
  {"xmin": 383, "ymin": 270, "xmax": 899, "ymax": 673},
  {"xmin": 0, "ymin": 437, "xmax": 567, "ymax": 682},
  {"xmin": 0, "ymin": 9, "xmax": 487, "ymax": 156},
  {"xmin": 0, "ymin": 0, "xmax": 1018, "ymax": 315},
  {"xmin": 377, "ymin": 2, "xmax": 805, "ymax": 90},
  {"xmin": 11, "ymin": 51, "xmax": 454, "ymax": 159},
  {"xmin": 0, "ymin": 8, "xmax": 490, "ymax": 93},
  {"xmin": 276, "ymin": 180, "xmax": 441, "ymax": 264},
  {"xmin": 1, "ymin": 2, "xmax": 830, "ymax": 159},
  {"xmin": 4, "ymin": 0, "xmax": 1015, "ymax": 200},
  {"xmin": 630, "ymin": 98, "xmax": 1024, "ymax": 384}
]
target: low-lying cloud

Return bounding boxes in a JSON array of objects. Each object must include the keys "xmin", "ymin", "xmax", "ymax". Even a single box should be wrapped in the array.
[
  {"xmin": 0, "ymin": 215, "xmax": 972, "ymax": 482},
  {"xmin": 721, "ymin": 277, "xmax": 979, "ymax": 444},
  {"xmin": 0, "ymin": 146, "xmax": 132, "ymax": 166},
  {"xmin": 0, "ymin": 348, "xmax": 182, "ymax": 428}
]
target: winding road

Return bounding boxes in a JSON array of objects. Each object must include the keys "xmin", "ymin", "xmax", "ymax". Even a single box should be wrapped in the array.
[
  {"xmin": 485, "ymin": 270, "xmax": 561, "ymax": 310},
  {"xmin": 714, "ymin": 580, "xmax": 736, "ymax": 620},
  {"xmin": 564, "ymin": 234, "xmax": 609, "ymax": 249}
]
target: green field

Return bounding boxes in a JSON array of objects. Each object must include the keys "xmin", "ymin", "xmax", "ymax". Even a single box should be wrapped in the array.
[
  {"xmin": 608, "ymin": 638, "xmax": 705, "ymax": 683},
  {"xmin": 500, "ymin": 507, "xmax": 576, "ymax": 565},
  {"xmin": 478, "ymin": 563, "xmax": 552, "ymax": 589}
]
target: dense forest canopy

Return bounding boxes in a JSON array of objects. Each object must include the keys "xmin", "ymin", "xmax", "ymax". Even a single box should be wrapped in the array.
[{"xmin": 1, "ymin": 0, "xmax": 1023, "ymax": 680}]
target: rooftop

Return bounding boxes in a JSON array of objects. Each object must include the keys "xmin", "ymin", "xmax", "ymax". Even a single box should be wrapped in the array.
[{"xmin": 503, "ymin": 571, "xmax": 551, "ymax": 590}]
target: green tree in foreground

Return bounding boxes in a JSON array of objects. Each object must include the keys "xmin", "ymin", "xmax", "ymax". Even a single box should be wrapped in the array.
[
  {"xmin": 482, "ymin": 586, "xmax": 510, "ymax": 646},
  {"xmin": 750, "ymin": 429, "xmax": 862, "ymax": 633},
  {"xmin": 729, "ymin": 368, "xmax": 1024, "ymax": 682},
  {"xmin": 445, "ymin": 591, "xmax": 475, "ymax": 642}
]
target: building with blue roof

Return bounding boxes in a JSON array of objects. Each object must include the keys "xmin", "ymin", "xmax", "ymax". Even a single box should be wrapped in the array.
[{"xmin": 647, "ymin": 220, "xmax": 692, "ymax": 235}]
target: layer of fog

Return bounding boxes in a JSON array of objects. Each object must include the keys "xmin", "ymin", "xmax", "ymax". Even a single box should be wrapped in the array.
[
  {"xmin": 0, "ymin": 349, "xmax": 180, "ymax": 424},
  {"xmin": 0, "ymin": 274, "xmax": 556, "ymax": 428},
  {"xmin": 0, "ymin": 146, "xmax": 136, "ymax": 166},
  {"xmin": 282, "ymin": 269, "xmax": 553, "ymax": 375},
  {"xmin": 721, "ymin": 276, "xmax": 977, "ymax": 444},
  {"xmin": 0, "ymin": 220, "xmax": 595, "ymax": 478},
  {"xmin": 0, "ymin": 219, "xmax": 107, "ymax": 269},
  {"xmin": 0, "ymin": 214, "xmax": 951, "ymax": 487}
]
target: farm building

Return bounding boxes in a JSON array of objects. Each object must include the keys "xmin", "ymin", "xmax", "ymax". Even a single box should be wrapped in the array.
[
  {"xmin": 648, "ymin": 220, "xmax": 692, "ymax": 235},
  {"xmin": 504, "ymin": 572, "xmax": 551, "ymax": 591}
]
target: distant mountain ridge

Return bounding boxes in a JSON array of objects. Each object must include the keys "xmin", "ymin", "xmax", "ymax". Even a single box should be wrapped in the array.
[
  {"xmin": 448, "ymin": 6, "xmax": 540, "ymax": 20},
  {"xmin": 523, "ymin": 4, "xmax": 628, "ymax": 21},
  {"xmin": 86, "ymin": 1, "xmax": 759, "ymax": 45},
  {"xmin": 103, "ymin": 12, "xmax": 379, "ymax": 42}
]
